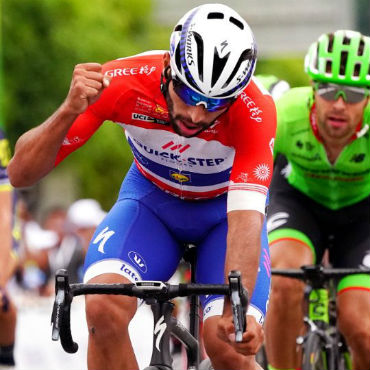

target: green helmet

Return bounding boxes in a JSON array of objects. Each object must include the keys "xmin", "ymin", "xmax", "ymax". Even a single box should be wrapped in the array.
[{"xmin": 304, "ymin": 30, "xmax": 370, "ymax": 87}]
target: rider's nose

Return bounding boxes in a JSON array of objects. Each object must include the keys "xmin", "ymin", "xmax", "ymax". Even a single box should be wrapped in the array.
[
  {"xmin": 333, "ymin": 96, "xmax": 346, "ymax": 109},
  {"xmin": 188, "ymin": 104, "xmax": 208, "ymax": 124}
]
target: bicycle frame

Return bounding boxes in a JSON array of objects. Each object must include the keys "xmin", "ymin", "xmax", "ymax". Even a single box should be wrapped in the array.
[
  {"xmin": 301, "ymin": 283, "xmax": 336, "ymax": 369},
  {"xmin": 271, "ymin": 265, "xmax": 370, "ymax": 370}
]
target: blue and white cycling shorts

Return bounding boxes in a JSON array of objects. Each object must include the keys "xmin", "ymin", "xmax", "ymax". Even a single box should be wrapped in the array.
[{"xmin": 83, "ymin": 163, "xmax": 271, "ymax": 324}]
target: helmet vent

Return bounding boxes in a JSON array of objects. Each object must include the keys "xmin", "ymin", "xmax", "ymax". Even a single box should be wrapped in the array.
[
  {"xmin": 174, "ymin": 25, "xmax": 182, "ymax": 32},
  {"xmin": 175, "ymin": 44, "xmax": 182, "ymax": 73},
  {"xmin": 224, "ymin": 48, "xmax": 253, "ymax": 87},
  {"xmin": 327, "ymin": 34, "xmax": 334, "ymax": 52},
  {"xmin": 207, "ymin": 12, "xmax": 224, "ymax": 19},
  {"xmin": 340, "ymin": 51, "xmax": 348, "ymax": 76},
  {"xmin": 343, "ymin": 36, "xmax": 351, "ymax": 45},
  {"xmin": 229, "ymin": 17, "xmax": 244, "ymax": 30},
  {"xmin": 193, "ymin": 31, "xmax": 204, "ymax": 81},
  {"xmin": 314, "ymin": 45, "xmax": 320, "ymax": 70},
  {"xmin": 354, "ymin": 63, "xmax": 361, "ymax": 77},
  {"xmin": 325, "ymin": 60, "xmax": 332, "ymax": 74},
  {"xmin": 212, "ymin": 47, "xmax": 230, "ymax": 87},
  {"xmin": 358, "ymin": 39, "xmax": 365, "ymax": 56}
]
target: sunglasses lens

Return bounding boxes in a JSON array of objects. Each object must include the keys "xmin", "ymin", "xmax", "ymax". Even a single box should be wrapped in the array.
[
  {"xmin": 316, "ymin": 83, "xmax": 368, "ymax": 103},
  {"xmin": 345, "ymin": 89, "xmax": 367, "ymax": 103},
  {"xmin": 173, "ymin": 78, "xmax": 234, "ymax": 112}
]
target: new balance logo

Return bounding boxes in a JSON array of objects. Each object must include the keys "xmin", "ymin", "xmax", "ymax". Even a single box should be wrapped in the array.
[
  {"xmin": 162, "ymin": 141, "xmax": 190, "ymax": 153},
  {"xmin": 93, "ymin": 226, "xmax": 115, "ymax": 254}
]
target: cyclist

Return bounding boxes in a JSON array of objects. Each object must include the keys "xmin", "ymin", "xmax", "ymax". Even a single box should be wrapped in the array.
[
  {"xmin": 265, "ymin": 30, "xmax": 370, "ymax": 370},
  {"xmin": 8, "ymin": 4, "xmax": 276, "ymax": 369},
  {"xmin": 0, "ymin": 124, "xmax": 17, "ymax": 367}
]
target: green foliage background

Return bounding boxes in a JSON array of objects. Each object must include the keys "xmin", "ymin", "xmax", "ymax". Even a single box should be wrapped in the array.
[{"xmin": 2, "ymin": 0, "xmax": 308, "ymax": 209}]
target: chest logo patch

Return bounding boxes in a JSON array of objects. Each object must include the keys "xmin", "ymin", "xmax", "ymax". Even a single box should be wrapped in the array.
[{"xmin": 170, "ymin": 172, "xmax": 191, "ymax": 183}]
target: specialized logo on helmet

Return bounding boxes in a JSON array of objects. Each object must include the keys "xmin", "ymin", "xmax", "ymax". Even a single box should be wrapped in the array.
[
  {"xmin": 171, "ymin": 4, "xmax": 257, "ymax": 98},
  {"xmin": 219, "ymin": 40, "xmax": 229, "ymax": 56},
  {"xmin": 186, "ymin": 29, "xmax": 195, "ymax": 66}
]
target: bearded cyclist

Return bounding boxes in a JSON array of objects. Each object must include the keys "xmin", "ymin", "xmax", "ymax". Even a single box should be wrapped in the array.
[
  {"xmin": 265, "ymin": 30, "xmax": 370, "ymax": 370},
  {"xmin": 8, "ymin": 4, "xmax": 276, "ymax": 369}
]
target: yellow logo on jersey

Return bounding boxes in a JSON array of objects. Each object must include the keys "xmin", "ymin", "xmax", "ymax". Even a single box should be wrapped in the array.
[
  {"xmin": 155, "ymin": 105, "xmax": 168, "ymax": 115},
  {"xmin": 0, "ymin": 139, "xmax": 11, "ymax": 167},
  {"xmin": 171, "ymin": 173, "xmax": 190, "ymax": 183}
]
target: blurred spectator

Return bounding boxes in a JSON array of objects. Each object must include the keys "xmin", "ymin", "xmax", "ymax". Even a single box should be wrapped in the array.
[
  {"xmin": 41, "ymin": 199, "xmax": 106, "ymax": 287},
  {"xmin": 16, "ymin": 198, "xmax": 59, "ymax": 294},
  {"xmin": 43, "ymin": 206, "xmax": 84, "ymax": 286},
  {"xmin": 0, "ymin": 126, "xmax": 17, "ymax": 367},
  {"xmin": 66, "ymin": 199, "xmax": 107, "ymax": 254}
]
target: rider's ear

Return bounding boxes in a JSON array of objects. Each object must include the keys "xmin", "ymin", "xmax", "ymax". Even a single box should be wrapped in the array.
[{"xmin": 163, "ymin": 52, "xmax": 171, "ymax": 69}]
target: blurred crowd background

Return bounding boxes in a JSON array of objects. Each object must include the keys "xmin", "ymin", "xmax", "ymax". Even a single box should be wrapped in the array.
[{"xmin": 1, "ymin": 0, "xmax": 370, "ymax": 369}]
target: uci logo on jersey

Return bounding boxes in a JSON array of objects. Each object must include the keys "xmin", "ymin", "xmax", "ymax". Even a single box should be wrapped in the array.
[{"xmin": 170, "ymin": 172, "xmax": 190, "ymax": 183}]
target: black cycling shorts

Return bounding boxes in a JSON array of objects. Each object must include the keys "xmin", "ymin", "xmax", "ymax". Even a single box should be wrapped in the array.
[{"xmin": 267, "ymin": 155, "xmax": 370, "ymax": 291}]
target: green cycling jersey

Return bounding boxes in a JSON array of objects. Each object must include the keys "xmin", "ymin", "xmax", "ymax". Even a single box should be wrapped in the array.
[{"xmin": 274, "ymin": 87, "xmax": 370, "ymax": 210}]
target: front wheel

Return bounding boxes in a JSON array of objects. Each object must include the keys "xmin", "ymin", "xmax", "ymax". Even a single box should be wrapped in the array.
[{"xmin": 302, "ymin": 332, "xmax": 329, "ymax": 370}]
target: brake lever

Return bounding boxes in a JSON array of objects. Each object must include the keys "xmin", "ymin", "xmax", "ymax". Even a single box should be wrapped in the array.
[
  {"xmin": 228, "ymin": 270, "xmax": 248, "ymax": 343},
  {"xmin": 51, "ymin": 269, "xmax": 78, "ymax": 353}
]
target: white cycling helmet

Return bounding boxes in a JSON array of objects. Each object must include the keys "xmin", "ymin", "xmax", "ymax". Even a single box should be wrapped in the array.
[{"xmin": 169, "ymin": 3, "xmax": 257, "ymax": 99}]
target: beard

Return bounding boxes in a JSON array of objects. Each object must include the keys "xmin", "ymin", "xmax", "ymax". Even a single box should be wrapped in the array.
[{"xmin": 164, "ymin": 93, "xmax": 216, "ymax": 138}]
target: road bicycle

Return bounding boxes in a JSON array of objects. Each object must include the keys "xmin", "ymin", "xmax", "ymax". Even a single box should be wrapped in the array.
[
  {"xmin": 271, "ymin": 264, "xmax": 370, "ymax": 370},
  {"xmin": 50, "ymin": 247, "xmax": 248, "ymax": 370}
]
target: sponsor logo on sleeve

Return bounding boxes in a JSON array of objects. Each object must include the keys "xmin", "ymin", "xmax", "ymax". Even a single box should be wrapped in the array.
[
  {"xmin": 240, "ymin": 92, "xmax": 263, "ymax": 122},
  {"xmin": 105, "ymin": 65, "xmax": 157, "ymax": 77}
]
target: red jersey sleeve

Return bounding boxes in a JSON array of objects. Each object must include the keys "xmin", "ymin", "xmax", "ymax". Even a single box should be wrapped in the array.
[
  {"xmin": 227, "ymin": 80, "xmax": 277, "ymax": 214},
  {"xmin": 55, "ymin": 109, "xmax": 104, "ymax": 165},
  {"xmin": 54, "ymin": 60, "xmax": 129, "ymax": 166}
]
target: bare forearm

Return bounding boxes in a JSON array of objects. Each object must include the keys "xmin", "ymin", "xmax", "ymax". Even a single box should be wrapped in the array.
[
  {"xmin": 8, "ymin": 103, "xmax": 78, "ymax": 187},
  {"xmin": 226, "ymin": 210, "xmax": 263, "ymax": 297}
]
